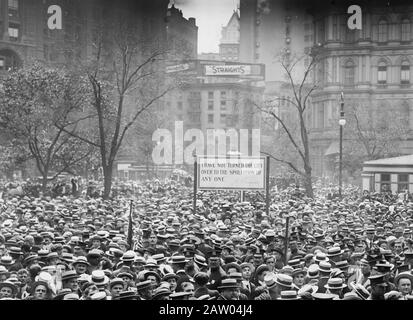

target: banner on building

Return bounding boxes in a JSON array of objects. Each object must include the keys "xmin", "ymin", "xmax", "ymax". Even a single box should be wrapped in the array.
[
  {"xmin": 166, "ymin": 60, "xmax": 265, "ymax": 80},
  {"xmin": 197, "ymin": 156, "xmax": 266, "ymax": 190},
  {"xmin": 204, "ymin": 65, "xmax": 252, "ymax": 76}
]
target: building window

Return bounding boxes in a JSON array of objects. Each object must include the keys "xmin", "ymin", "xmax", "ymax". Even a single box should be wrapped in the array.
[
  {"xmin": 177, "ymin": 114, "xmax": 183, "ymax": 121},
  {"xmin": 317, "ymin": 60, "xmax": 325, "ymax": 84},
  {"xmin": 378, "ymin": 61, "xmax": 387, "ymax": 84},
  {"xmin": 317, "ymin": 104, "xmax": 324, "ymax": 128},
  {"xmin": 8, "ymin": 0, "xmax": 18, "ymax": 10},
  {"xmin": 398, "ymin": 174, "xmax": 409, "ymax": 192},
  {"xmin": 220, "ymin": 114, "xmax": 226, "ymax": 124},
  {"xmin": 401, "ymin": 60, "xmax": 410, "ymax": 84},
  {"xmin": 317, "ymin": 19, "xmax": 325, "ymax": 43},
  {"xmin": 344, "ymin": 60, "xmax": 355, "ymax": 85},
  {"xmin": 208, "ymin": 101, "xmax": 214, "ymax": 110},
  {"xmin": 189, "ymin": 91, "xmax": 200, "ymax": 100},
  {"xmin": 208, "ymin": 91, "xmax": 214, "ymax": 100},
  {"xmin": 380, "ymin": 173, "xmax": 391, "ymax": 192},
  {"xmin": 8, "ymin": 24, "xmax": 19, "ymax": 41},
  {"xmin": 378, "ymin": 20, "xmax": 388, "ymax": 42},
  {"xmin": 220, "ymin": 100, "xmax": 226, "ymax": 110},
  {"xmin": 332, "ymin": 15, "xmax": 338, "ymax": 40},
  {"xmin": 177, "ymin": 101, "xmax": 183, "ymax": 110},
  {"xmin": 208, "ymin": 114, "xmax": 214, "ymax": 124},
  {"xmin": 220, "ymin": 91, "xmax": 227, "ymax": 99},
  {"xmin": 401, "ymin": 19, "xmax": 411, "ymax": 41}
]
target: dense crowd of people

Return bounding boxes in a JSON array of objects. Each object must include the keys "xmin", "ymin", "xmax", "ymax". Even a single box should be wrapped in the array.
[{"xmin": 0, "ymin": 177, "xmax": 412, "ymax": 300}]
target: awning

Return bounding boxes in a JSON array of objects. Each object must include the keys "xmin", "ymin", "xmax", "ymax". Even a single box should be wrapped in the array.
[{"xmin": 324, "ymin": 141, "xmax": 339, "ymax": 156}]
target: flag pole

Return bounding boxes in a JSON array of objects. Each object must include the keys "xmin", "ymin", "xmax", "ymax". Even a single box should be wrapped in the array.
[{"xmin": 127, "ymin": 199, "xmax": 133, "ymax": 250}]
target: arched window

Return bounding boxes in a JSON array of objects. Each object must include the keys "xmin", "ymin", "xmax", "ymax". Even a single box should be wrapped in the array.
[
  {"xmin": 344, "ymin": 60, "xmax": 355, "ymax": 85},
  {"xmin": 378, "ymin": 61, "xmax": 387, "ymax": 84},
  {"xmin": 401, "ymin": 19, "xmax": 411, "ymax": 41},
  {"xmin": 401, "ymin": 60, "xmax": 410, "ymax": 84},
  {"xmin": 378, "ymin": 20, "xmax": 388, "ymax": 42}
]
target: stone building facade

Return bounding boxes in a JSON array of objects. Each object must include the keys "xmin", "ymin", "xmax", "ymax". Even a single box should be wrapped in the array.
[{"xmin": 308, "ymin": 0, "xmax": 413, "ymax": 177}]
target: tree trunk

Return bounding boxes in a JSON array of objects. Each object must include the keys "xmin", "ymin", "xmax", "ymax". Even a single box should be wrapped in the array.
[
  {"xmin": 42, "ymin": 171, "xmax": 48, "ymax": 194},
  {"xmin": 103, "ymin": 165, "xmax": 113, "ymax": 199},
  {"xmin": 303, "ymin": 164, "xmax": 314, "ymax": 198}
]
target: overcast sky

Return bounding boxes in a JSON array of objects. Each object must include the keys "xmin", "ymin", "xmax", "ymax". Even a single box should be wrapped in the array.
[{"xmin": 170, "ymin": 0, "xmax": 239, "ymax": 54}]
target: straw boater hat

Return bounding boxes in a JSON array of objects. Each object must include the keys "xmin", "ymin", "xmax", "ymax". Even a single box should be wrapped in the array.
[
  {"xmin": 314, "ymin": 252, "xmax": 329, "ymax": 263},
  {"xmin": 72, "ymin": 256, "xmax": 90, "ymax": 267},
  {"xmin": 162, "ymin": 273, "xmax": 179, "ymax": 282},
  {"xmin": 318, "ymin": 261, "xmax": 332, "ymax": 274},
  {"xmin": 298, "ymin": 284, "xmax": 318, "ymax": 297},
  {"xmin": 109, "ymin": 278, "xmax": 124, "ymax": 290},
  {"xmin": 170, "ymin": 291, "xmax": 194, "ymax": 300},
  {"xmin": 0, "ymin": 280, "xmax": 17, "ymax": 296},
  {"xmin": 351, "ymin": 283, "xmax": 370, "ymax": 300},
  {"xmin": 324, "ymin": 278, "xmax": 347, "ymax": 290},
  {"xmin": 263, "ymin": 273, "xmax": 277, "ymax": 289},
  {"xmin": 279, "ymin": 290, "xmax": 301, "ymax": 300},
  {"xmin": 194, "ymin": 254, "xmax": 208, "ymax": 267},
  {"xmin": 0, "ymin": 256, "xmax": 14, "ymax": 266},
  {"xmin": 91, "ymin": 270, "xmax": 109, "ymax": 286},
  {"xmin": 274, "ymin": 274, "xmax": 294, "ymax": 289},
  {"xmin": 394, "ymin": 272, "xmax": 413, "ymax": 287},
  {"xmin": 307, "ymin": 264, "xmax": 319, "ymax": 279},
  {"xmin": 91, "ymin": 291, "xmax": 107, "ymax": 300},
  {"xmin": 218, "ymin": 279, "xmax": 240, "ymax": 291},
  {"xmin": 327, "ymin": 246, "xmax": 344, "ymax": 257}
]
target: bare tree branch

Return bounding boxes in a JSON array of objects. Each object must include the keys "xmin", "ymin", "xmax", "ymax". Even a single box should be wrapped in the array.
[
  {"xmin": 260, "ymin": 151, "xmax": 306, "ymax": 177},
  {"xmin": 254, "ymin": 101, "xmax": 306, "ymax": 161}
]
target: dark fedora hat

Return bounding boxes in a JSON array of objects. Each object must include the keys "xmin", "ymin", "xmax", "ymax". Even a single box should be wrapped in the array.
[
  {"xmin": 61, "ymin": 270, "xmax": 79, "ymax": 282},
  {"xmin": 113, "ymin": 291, "xmax": 138, "ymax": 300},
  {"xmin": 135, "ymin": 280, "xmax": 152, "ymax": 291}
]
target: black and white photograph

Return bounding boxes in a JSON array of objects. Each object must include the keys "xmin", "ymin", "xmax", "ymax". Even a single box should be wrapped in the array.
[{"xmin": 0, "ymin": 0, "xmax": 413, "ymax": 306}]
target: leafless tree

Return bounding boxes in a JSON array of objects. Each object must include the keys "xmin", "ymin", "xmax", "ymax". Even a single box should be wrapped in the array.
[{"xmin": 253, "ymin": 54, "xmax": 319, "ymax": 197}]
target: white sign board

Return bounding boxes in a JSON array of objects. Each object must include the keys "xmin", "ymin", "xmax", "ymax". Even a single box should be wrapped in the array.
[
  {"xmin": 166, "ymin": 63, "xmax": 191, "ymax": 73},
  {"xmin": 197, "ymin": 157, "xmax": 266, "ymax": 190},
  {"xmin": 205, "ymin": 65, "xmax": 252, "ymax": 76}
]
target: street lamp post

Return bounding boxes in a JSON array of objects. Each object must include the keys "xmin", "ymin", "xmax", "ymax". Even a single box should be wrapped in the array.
[{"xmin": 338, "ymin": 92, "xmax": 346, "ymax": 198}]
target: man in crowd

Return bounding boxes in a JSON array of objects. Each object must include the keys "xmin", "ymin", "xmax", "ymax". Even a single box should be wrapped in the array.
[{"xmin": 0, "ymin": 177, "xmax": 413, "ymax": 301}]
